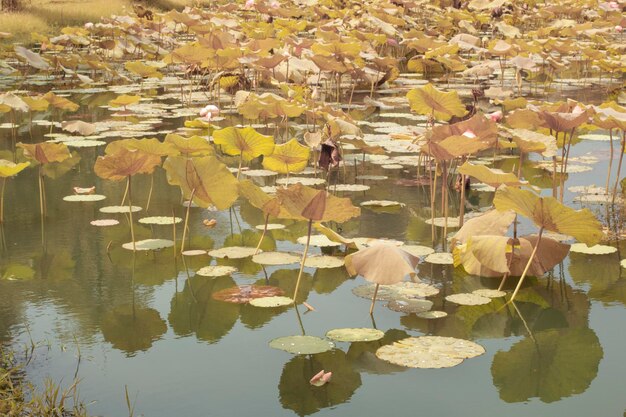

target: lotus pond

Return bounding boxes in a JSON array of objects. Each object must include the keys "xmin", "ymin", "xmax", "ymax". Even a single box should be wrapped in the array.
[{"xmin": 1, "ymin": 0, "xmax": 626, "ymax": 416}]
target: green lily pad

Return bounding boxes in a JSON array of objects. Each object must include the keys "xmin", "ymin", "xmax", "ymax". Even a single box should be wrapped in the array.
[
  {"xmin": 325, "ymin": 328, "xmax": 384, "ymax": 342},
  {"xmin": 209, "ymin": 246, "xmax": 258, "ymax": 259},
  {"xmin": 249, "ymin": 296, "xmax": 294, "ymax": 307},
  {"xmin": 196, "ymin": 265, "xmax": 238, "ymax": 277},
  {"xmin": 100, "ymin": 205, "xmax": 142, "ymax": 213},
  {"xmin": 252, "ymin": 251, "xmax": 301, "ymax": 266},
  {"xmin": 269, "ymin": 335, "xmax": 335, "ymax": 355},
  {"xmin": 446, "ymin": 293, "xmax": 491, "ymax": 306},
  {"xmin": 122, "ymin": 239, "xmax": 174, "ymax": 251},
  {"xmin": 376, "ymin": 336, "xmax": 485, "ymax": 368},
  {"xmin": 138, "ymin": 216, "xmax": 183, "ymax": 225}
]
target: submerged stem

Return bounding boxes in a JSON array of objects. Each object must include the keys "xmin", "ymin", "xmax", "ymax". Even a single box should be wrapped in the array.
[
  {"xmin": 180, "ymin": 188, "xmax": 196, "ymax": 254},
  {"xmin": 255, "ymin": 213, "xmax": 270, "ymax": 255},
  {"xmin": 128, "ymin": 176, "xmax": 136, "ymax": 252}
]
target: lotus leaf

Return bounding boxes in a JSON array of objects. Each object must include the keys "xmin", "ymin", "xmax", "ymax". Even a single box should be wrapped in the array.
[
  {"xmin": 376, "ymin": 336, "xmax": 485, "ymax": 368},
  {"xmin": 325, "ymin": 328, "xmax": 384, "ymax": 343},
  {"xmin": 269, "ymin": 335, "xmax": 335, "ymax": 354},
  {"xmin": 213, "ymin": 126, "xmax": 275, "ymax": 161},
  {"xmin": 406, "ymin": 83, "xmax": 467, "ymax": 122},
  {"xmin": 262, "ymin": 138, "xmax": 310, "ymax": 173}
]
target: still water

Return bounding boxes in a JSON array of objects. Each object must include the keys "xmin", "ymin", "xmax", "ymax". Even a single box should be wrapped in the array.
[{"xmin": 0, "ymin": 85, "xmax": 625, "ymax": 417}]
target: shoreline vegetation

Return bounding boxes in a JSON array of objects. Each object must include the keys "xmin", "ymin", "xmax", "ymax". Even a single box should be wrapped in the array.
[
  {"xmin": 0, "ymin": 343, "xmax": 90, "ymax": 417},
  {"xmin": 0, "ymin": 0, "xmax": 210, "ymax": 44}
]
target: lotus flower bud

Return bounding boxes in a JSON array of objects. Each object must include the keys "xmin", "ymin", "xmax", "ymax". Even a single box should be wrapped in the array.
[
  {"xmin": 616, "ymin": 25, "xmax": 623, "ymax": 32},
  {"xmin": 199, "ymin": 104, "xmax": 220, "ymax": 121},
  {"xmin": 245, "ymin": 0, "xmax": 255, "ymax": 8},
  {"xmin": 488, "ymin": 110, "xmax": 503, "ymax": 122}
]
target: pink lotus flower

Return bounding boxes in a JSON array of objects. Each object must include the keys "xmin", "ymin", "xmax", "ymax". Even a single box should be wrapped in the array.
[
  {"xmin": 488, "ymin": 110, "xmax": 503, "ymax": 122},
  {"xmin": 199, "ymin": 104, "xmax": 220, "ymax": 121},
  {"xmin": 310, "ymin": 370, "xmax": 332, "ymax": 386},
  {"xmin": 269, "ymin": 0, "xmax": 279, "ymax": 8},
  {"xmin": 462, "ymin": 129, "xmax": 477, "ymax": 139},
  {"xmin": 387, "ymin": 38, "xmax": 399, "ymax": 47},
  {"xmin": 609, "ymin": 1, "xmax": 619, "ymax": 9},
  {"xmin": 616, "ymin": 25, "xmax": 623, "ymax": 33},
  {"xmin": 245, "ymin": 0, "xmax": 255, "ymax": 8}
]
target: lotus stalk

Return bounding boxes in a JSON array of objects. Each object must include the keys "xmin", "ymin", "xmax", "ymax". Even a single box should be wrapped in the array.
[
  {"xmin": 509, "ymin": 227, "xmax": 544, "ymax": 302},
  {"xmin": 146, "ymin": 173, "xmax": 154, "ymax": 212},
  {"xmin": 612, "ymin": 130, "xmax": 625, "ymax": 203},
  {"xmin": 0, "ymin": 178, "xmax": 5, "ymax": 223},
  {"xmin": 369, "ymin": 284, "xmax": 380, "ymax": 315},
  {"xmin": 255, "ymin": 213, "xmax": 270, "ymax": 255},
  {"xmin": 127, "ymin": 175, "xmax": 136, "ymax": 252},
  {"xmin": 180, "ymin": 188, "xmax": 196, "ymax": 255},
  {"xmin": 293, "ymin": 219, "xmax": 313, "ymax": 301}
]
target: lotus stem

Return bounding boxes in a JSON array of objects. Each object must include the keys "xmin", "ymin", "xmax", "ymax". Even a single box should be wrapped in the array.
[
  {"xmin": 0, "ymin": 178, "xmax": 5, "ymax": 223},
  {"xmin": 509, "ymin": 226, "xmax": 544, "ymax": 303},
  {"xmin": 38, "ymin": 167, "xmax": 45, "ymax": 218},
  {"xmin": 127, "ymin": 176, "xmax": 136, "ymax": 252},
  {"xmin": 370, "ymin": 283, "xmax": 380, "ymax": 315},
  {"xmin": 293, "ymin": 219, "xmax": 313, "ymax": 302},
  {"xmin": 612, "ymin": 130, "xmax": 625, "ymax": 204},
  {"xmin": 255, "ymin": 213, "xmax": 270, "ymax": 255},
  {"xmin": 172, "ymin": 208, "xmax": 177, "ymax": 258},
  {"xmin": 121, "ymin": 177, "xmax": 129, "ymax": 206},
  {"xmin": 180, "ymin": 188, "xmax": 196, "ymax": 254},
  {"xmin": 443, "ymin": 161, "xmax": 449, "ymax": 240},
  {"xmin": 146, "ymin": 173, "xmax": 154, "ymax": 212},
  {"xmin": 430, "ymin": 161, "xmax": 437, "ymax": 243},
  {"xmin": 498, "ymin": 273, "xmax": 508, "ymax": 291},
  {"xmin": 606, "ymin": 129, "xmax": 614, "ymax": 193},
  {"xmin": 459, "ymin": 174, "xmax": 466, "ymax": 228},
  {"xmin": 237, "ymin": 154, "xmax": 243, "ymax": 179}
]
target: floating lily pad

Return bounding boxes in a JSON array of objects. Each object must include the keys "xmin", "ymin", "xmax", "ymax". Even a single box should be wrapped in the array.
[
  {"xmin": 376, "ymin": 336, "xmax": 485, "ymax": 368},
  {"xmin": 100, "ymin": 205, "xmax": 142, "ymax": 213},
  {"xmin": 472, "ymin": 289, "xmax": 506, "ymax": 298},
  {"xmin": 356, "ymin": 175, "xmax": 388, "ymax": 181},
  {"xmin": 569, "ymin": 243, "xmax": 617, "ymax": 255},
  {"xmin": 325, "ymin": 328, "xmax": 384, "ymax": 342},
  {"xmin": 90, "ymin": 219, "xmax": 119, "ymax": 227},
  {"xmin": 208, "ymin": 246, "xmax": 258, "ymax": 259},
  {"xmin": 416, "ymin": 311, "xmax": 448, "ymax": 319},
  {"xmin": 196, "ymin": 265, "xmax": 238, "ymax": 277},
  {"xmin": 276, "ymin": 177, "xmax": 326, "ymax": 186},
  {"xmin": 64, "ymin": 140, "xmax": 106, "ymax": 148},
  {"xmin": 63, "ymin": 194, "xmax": 107, "ymax": 202},
  {"xmin": 424, "ymin": 253, "xmax": 454, "ymax": 264},
  {"xmin": 352, "ymin": 282, "xmax": 439, "ymax": 301},
  {"xmin": 304, "ymin": 256, "xmax": 344, "ymax": 269},
  {"xmin": 360, "ymin": 200, "xmax": 405, "ymax": 208},
  {"xmin": 424, "ymin": 217, "xmax": 460, "ymax": 228},
  {"xmin": 241, "ymin": 169, "xmax": 277, "ymax": 177},
  {"xmin": 446, "ymin": 293, "xmax": 491, "ymax": 306},
  {"xmin": 182, "ymin": 250, "xmax": 208, "ymax": 256},
  {"xmin": 252, "ymin": 251, "xmax": 301, "ymax": 266},
  {"xmin": 620, "ymin": 259, "xmax": 626, "ymax": 269},
  {"xmin": 255, "ymin": 223, "xmax": 286, "ymax": 230},
  {"xmin": 269, "ymin": 335, "xmax": 335, "ymax": 355},
  {"xmin": 330, "ymin": 184, "xmax": 371, "ymax": 192},
  {"xmin": 138, "ymin": 216, "xmax": 183, "ymax": 225},
  {"xmin": 213, "ymin": 285, "xmax": 284, "ymax": 304},
  {"xmin": 250, "ymin": 296, "xmax": 294, "ymax": 307},
  {"xmin": 297, "ymin": 234, "xmax": 342, "ymax": 247},
  {"xmin": 387, "ymin": 298, "xmax": 434, "ymax": 313},
  {"xmin": 352, "ymin": 237, "xmax": 404, "ymax": 247},
  {"xmin": 122, "ymin": 239, "xmax": 174, "ymax": 251},
  {"xmin": 401, "ymin": 245, "xmax": 435, "ymax": 257}
]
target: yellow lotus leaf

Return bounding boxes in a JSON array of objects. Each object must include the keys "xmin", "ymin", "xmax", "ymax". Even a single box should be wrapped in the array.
[
  {"xmin": 452, "ymin": 209, "xmax": 516, "ymax": 245},
  {"xmin": 162, "ymin": 43, "xmax": 213, "ymax": 65},
  {"xmin": 507, "ymin": 129, "xmax": 557, "ymax": 157},
  {"xmin": 345, "ymin": 245, "xmax": 419, "ymax": 285},
  {"xmin": 0, "ymin": 93, "xmax": 29, "ymax": 112},
  {"xmin": 458, "ymin": 162, "xmax": 523, "ymax": 187},
  {"xmin": 106, "ymin": 138, "xmax": 177, "ymax": 157},
  {"xmin": 213, "ymin": 127, "xmax": 274, "ymax": 161},
  {"xmin": 454, "ymin": 235, "xmax": 570, "ymax": 278},
  {"xmin": 406, "ymin": 83, "xmax": 467, "ymax": 122},
  {"xmin": 423, "ymin": 135, "xmax": 488, "ymax": 160},
  {"xmin": 237, "ymin": 180, "xmax": 294, "ymax": 219},
  {"xmin": 0, "ymin": 160, "xmax": 29, "ymax": 177},
  {"xmin": 62, "ymin": 120, "xmax": 96, "ymax": 136},
  {"xmin": 108, "ymin": 95, "xmax": 141, "ymax": 108},
  {"xmin": 125, "ymin": 61, "xmax": 163, "ymax": 79},
  {"xmin": 163, "ymin": 156, "xmax": 238, "ymax": 210},
  {"xmin": 494, "ymin": 186, "xmax": 603, "ymax": 246},
  {"xmin": 42, "ymin": 92, "xmax": 79, "ymax": 112},
  {"xmin": 94, "ymin": 148, "xmax": 161, "ymax": 181},
  {"xmin": 313, "ymin": 222, "xmax": 359, "ymax": 249},
  {"xmin": 539, "ymin": 109, "xmax": 592, "ymax": 132},
  {"xmin": 262, "ymin": 139, "xmax": 310, "ymax": 174},
  {"xmin": 164, "ymin": 133, "xmax": 214, "ymax": 156},
  {"xmin": 505, "ymin": 109, "xmax": 543, "ymax": 130},
  {"xmin": 276, "ymin": 183, "xmax": 360, "ymax": 223},
  {"xmin": 14, "ymin": 46, "xmax": 50, "ymax": 70},
  {"xmin": 18, "ymin": 142, "xmax": 71, "ymax": 164}
]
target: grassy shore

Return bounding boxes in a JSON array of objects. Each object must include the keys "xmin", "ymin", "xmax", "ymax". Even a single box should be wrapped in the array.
[{"xmin": 0, "ymin": 0, "xmax": 209, "ymax": 45}]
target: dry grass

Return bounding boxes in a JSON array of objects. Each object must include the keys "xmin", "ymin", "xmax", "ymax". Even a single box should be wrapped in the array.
[
  {"xmin": 1, "ymin": 0, "xmax": 205, "ymax": 44},
  {"xmin": 0, "ymin": 12, "xmax": 50, "ymax": 44}
]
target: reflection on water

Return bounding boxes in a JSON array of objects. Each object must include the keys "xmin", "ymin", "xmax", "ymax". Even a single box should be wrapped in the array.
[{"xmin": 0, "ymin": 95, "xmax": 624, "ymax": 417}]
